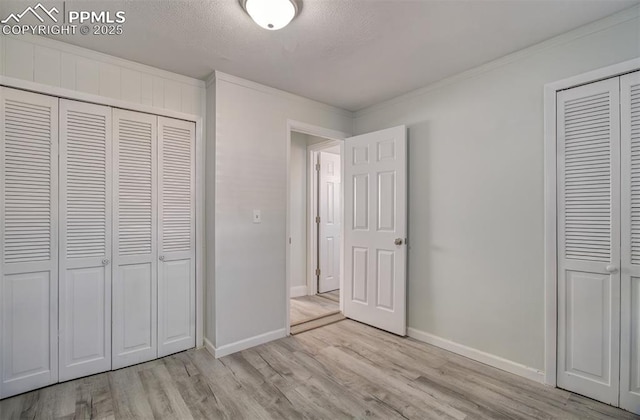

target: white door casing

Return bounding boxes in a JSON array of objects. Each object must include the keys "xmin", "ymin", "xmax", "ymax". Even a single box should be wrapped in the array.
[
  {"xmin": 343, "ymin": 125, "xmax": 407, "ymax": 336},
  {"xmin": 157, "ymin": 116, "xmax": 196, "ymax": 357},
  {"xmin": 318, "ymin": 151, "xmax": 341, "ymax": 293},
  {"xmin": 58, "ymin": 99, "xmax": 113, "ymax": 381},
  {"xmin": 621, "ymin": 71, "xmax": 640, "ymax": 414},
  {"xmin": 556, "ymin": 78, "xmax": 621, "ymax": 405},
  {"xmin": 112, "ymin": 109, "xmax": 158, "ymax": 369},
  {"xmin": 0, "ymin": 87, "xmax": 59, "ymax": 399}
]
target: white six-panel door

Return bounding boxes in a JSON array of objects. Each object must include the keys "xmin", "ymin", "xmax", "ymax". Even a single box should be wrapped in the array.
[
  {"xmin": 621, "ymin": 71, "xmax": 640, "ymax": 414},
  {"xmin": 319, "ymin": 151, "xmax": 341, "ymax": 293},
  {"xmin": 112, "ymin": 109, "xmax": 158, "ymax": 369},
  {"xmin": 557, "ymin": 78, "xmax": 621, "ymax": 405},
  {"xmin": 58, "ymin": 99, "xmax": 112, "ymax": 382},
  {"xmin": 157, "ymin": 117, "xmax": 196, "ymax": 357},
  {"xmin": 0, "ymin": 88, "xmax": 59, "ymax": 399},
  {"xmin": 344, "ymin": 126, "xmax": 407, "ymax": 336}
]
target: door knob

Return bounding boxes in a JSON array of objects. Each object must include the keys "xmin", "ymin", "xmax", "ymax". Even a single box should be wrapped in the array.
[
  {"xmin": 159, "ymin": 255, "xmax": 165, "ymax": 261},
  {"xmin": 102, "ymin": 259, "xmax": 110, "ymax": 265},
  {"xmin": 605, "ymin": 265, "xmax": 618, "ymax": 273},
  {"xmin": 394, "ymin": 238, "xmax": 403, "ymax": 246}
]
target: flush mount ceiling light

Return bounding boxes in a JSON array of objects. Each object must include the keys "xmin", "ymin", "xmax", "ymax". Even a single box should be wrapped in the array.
[{"xmin": 242, "ymin": 0, "xmax": 297, "ymax": 31}]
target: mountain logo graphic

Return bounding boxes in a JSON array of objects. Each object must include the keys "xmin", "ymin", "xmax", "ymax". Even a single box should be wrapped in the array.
[{"xmin": 1, "ymin": 3, "xmax": 59, "ymax": 24}]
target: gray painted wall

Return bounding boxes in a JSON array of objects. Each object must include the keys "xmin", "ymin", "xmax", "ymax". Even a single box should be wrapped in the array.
[{"xmin": 354, "ymin": 9, "xmax": 640, "ymax": 371}]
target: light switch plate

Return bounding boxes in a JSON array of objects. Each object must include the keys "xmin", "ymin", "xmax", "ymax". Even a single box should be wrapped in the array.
[{"xmin": 253, "ymin": 209, "xmax": 261, "ymax": 223}]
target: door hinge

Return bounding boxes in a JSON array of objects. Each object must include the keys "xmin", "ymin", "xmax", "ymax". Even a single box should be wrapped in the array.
[
  {"xmin": 315, "ymin": 216, "xmax": 320, "ymax": 224},
  {"xmin": 315, "ymin": 268, "xmax": 321, "ymax": 277},
  {"xmin": 316, "ymin": 163, "xmax": 320, "ymax": 171}
]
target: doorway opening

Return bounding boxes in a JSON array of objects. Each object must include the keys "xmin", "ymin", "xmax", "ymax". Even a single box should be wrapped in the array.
[{"xmin": 288, "ymin": 128, "xmax": 345, "ymax": 334}]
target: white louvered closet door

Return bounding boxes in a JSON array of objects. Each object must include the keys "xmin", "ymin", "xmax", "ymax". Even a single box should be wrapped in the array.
[
  {"xmin": 557, "ymin": 78, "xmax": 621, "ymax": 405},
  {"xmin": 58, "ymin": 99, "xmax": 112, "ymax": 381},
  {"xmin": 0, "ymin": 88, "xmax": 59, "ymax": 399},
  {"xmin": 621, "ymin": 71, "xmax": 640, "ymax": 414},
  {"xmin": 157, "ymin": 117, "xmax": 195, "ymax": 357},
  {"xmin": 112, "ymin": 110, "xmax": 158, "ymax": 369}
]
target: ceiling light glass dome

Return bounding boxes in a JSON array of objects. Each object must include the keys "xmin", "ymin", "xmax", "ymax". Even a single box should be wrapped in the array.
[{"xmin": 244, "ymin": 0, "xmax": 297, "ymax": 31}]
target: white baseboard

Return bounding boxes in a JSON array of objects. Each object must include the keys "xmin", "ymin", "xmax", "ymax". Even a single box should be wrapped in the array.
[
  {"xmin": 290, "ymin": 285, "xmax": 308, "ymax": 298},
  {"xmin": 407, "ymin": 327, "xmax": 545, "ymax": 384},
  {"xmin": 204, "ymin": 337, "xmax": 216, "ymax": 356},
  {"xmin": 206, "ymin": 328, "xmax": 287, "ymax": 359}
]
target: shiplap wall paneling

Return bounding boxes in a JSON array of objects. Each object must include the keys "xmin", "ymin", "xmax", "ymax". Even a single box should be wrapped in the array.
[
  {"xmin": 556, "ymin": 78, "xmax": 621, "ymax": 405},
  {"xmin": 1, "ymin": 37, "xmax": 204, "ymax": 116},
  {"xmin": 0, "ymin": 87, "xmax": 59, "ymax": 399},
  {"xmin": 157, "ymin": 117, "xmax": 196, "ymax": 357},
  {"xmin": 58, "ymin": 99, "xmax": 113, "ymax": 381},
  {"xmin": 621, "ymin": 71, "xmax": 640, "ymax": 414},
  {"xmin": 112, "ymin": 109, "xmax": 158, "ymax": 369}
]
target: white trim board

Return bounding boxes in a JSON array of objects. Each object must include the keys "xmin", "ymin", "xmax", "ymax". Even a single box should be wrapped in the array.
[
  {"xmin": 0, "ymin": 77, "xmax": 205, "ymax": 351},
  {"xmin": 2, "ymin": 35, "xmax": 205, "ymax": 88},
  {"xmin": 0, "ymin": 36, "xmax": 205, "ymax": 116},
  {"xmin": 407, "ymin": 328, "xmax": 545, "ymax": 384},
  {"xmin": 203, "ymin": 337, "xmax": 216, "ymax": 358},
  {"xmin": 355, "ymin": 4, "xmax": 640, "ymax": 118},
  {"xmin": 290, "ymin": 285, "xmax": 308, "ymax": 298},
  {"xmin": 207, "ymin": 329, "xmax": 287, "ymax": 358},
  {"xmin": 543, "ymin": 57, "xmax": 640, "ymax": 387},
  {"xmin": 0, "ymin": 76, "xmax": 201, "ymax": 122}
]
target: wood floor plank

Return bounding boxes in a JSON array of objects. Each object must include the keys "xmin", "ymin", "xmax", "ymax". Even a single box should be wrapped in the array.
[
  {"xmin": 138, "ymin": 363, "xmax": 194, "ymax": 420},
  {"xmin": 290, "ymin": 295, "xmax": 339, "ymax": 325},
  {"xmin": 189, "ymin": 349, "xmax": 274, "ymax": 420},
  {"xmin": 108, "ymin": 363, "xmax": 156, "ymax": 419},
  {"xmin": 161, "ymin": 352, "xmax": 226, "ymax": 419},
  {"xmin": 1, "ymin": 319, "xmax": 637, "ymax": 419},
  {"xmin": 219, "ymin": 352, "xmax": 305, "ymax": 419},
  {"xmin": 290, "ymin": 313, "xmax": 345, "ymax": 334},
  {"xmin": 267, "ymin": 340, "xmax": 409, "ymax": 419},
  {"xmin": 317, "ymin": 290, "xmax": 340, "ymax": 303}
]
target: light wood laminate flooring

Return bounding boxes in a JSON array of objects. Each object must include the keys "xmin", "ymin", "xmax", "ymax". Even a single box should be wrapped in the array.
[{"xmin": 1, "ymin": 320, "xmax": 636, "ymax": 419}]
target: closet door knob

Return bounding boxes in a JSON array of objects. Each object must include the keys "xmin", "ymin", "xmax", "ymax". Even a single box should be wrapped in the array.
[
  {"xmin": 159, "ymin": 255, "xmax": 165, "ymax": 261},
  {"xmin": 102, "ymin": 259, "xmax": 110, "ymax": 266},
  {"xmin": 605, "ymin": 265, "xmax": 618, "ymax": 273},
  {"xmin": 394, "ymin": 238, "xmax": 403, "ymax": 246}
]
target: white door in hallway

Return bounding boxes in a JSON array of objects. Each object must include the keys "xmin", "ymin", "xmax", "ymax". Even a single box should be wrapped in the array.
[
  {"xmin": 556, "ymin": 78, "xmax": 621, "ymax": 406},
  {"xmin": 620, "ymin": 71, "xmax": 640, "ymax": 414},
  {"xmin": 318, "ymin": 151, "xmax": 341, "ymax": 293},
  {"xmin": 58, "ymin": 99, "xmax": 113, "ymax": 382},
  {"xmin": 343, "ymin": 125, "xmax": 407, "ymax": 336}
]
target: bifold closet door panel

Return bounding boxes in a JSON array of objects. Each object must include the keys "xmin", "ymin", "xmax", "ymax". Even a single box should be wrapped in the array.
[
  {"xmin": 621, "ymin": 71, "xmax": 640, "ymax": 415},
  {"xmin": 112, "ymin": 109, "xmax": 158, "ymax": 369},
  {"xmin": 0, "ymin": 88, "xmax": 59, "ymax": 398},
  {"xmin": 157, "ymin": 117, "xmax": 196, "ymax": 357},
  {"xmin": 58, "ymin": 99, "xmax": 112, "ymax": 382},
  {"xmin": 556, "ymin": 78, "xmax": 621, "ymax": 405}
]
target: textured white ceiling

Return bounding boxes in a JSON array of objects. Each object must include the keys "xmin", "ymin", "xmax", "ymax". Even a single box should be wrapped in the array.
[{"xmin": 9, "ymin": 0, "xmax": 640, "ymax": 110}]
